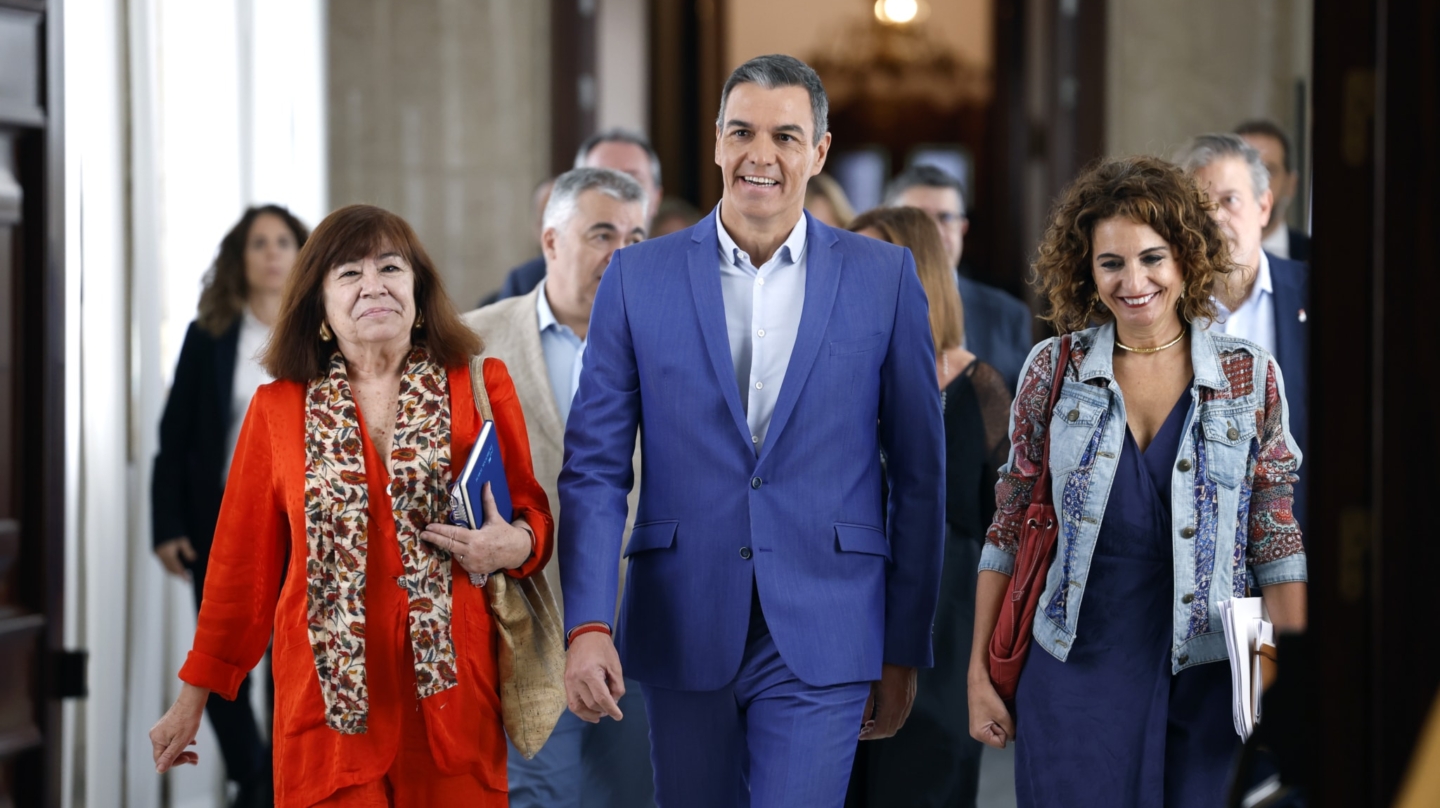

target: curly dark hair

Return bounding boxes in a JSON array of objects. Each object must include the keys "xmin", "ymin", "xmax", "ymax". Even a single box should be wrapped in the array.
[
  {"xmin": 1032, "ymin": 156, "xmax": 1233, "ymax": 333},
  {"xmin": 196, "ymin": 205, "xmax": 309, "ymax": 336}
]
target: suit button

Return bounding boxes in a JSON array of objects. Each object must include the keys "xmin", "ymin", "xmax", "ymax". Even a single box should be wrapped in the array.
[
  {"xmin": 1181, "ymin": 526, "xmax": 1196, "ymax": 538},
  {"xmin": 751, "ymin": 476, "xmax": 763, "ymax": 489},
  {"xmin": 1177, "ymin": 458, "xmax": 1192, "ymax": 472},
  {"xmin": 1066, "ymin": 409, "xmax": 1080, "ymax": 422},
  {"xmin": 1181, "ymin": 592, "xmax": 1195, "ymax": 604},
  {"xmin": 1227, "ymin": 427, "xmax": 1240, "ymax": 440},
  {"xmin": 739, "ymin": 547, "xmax": 752, "ymax": 560}
]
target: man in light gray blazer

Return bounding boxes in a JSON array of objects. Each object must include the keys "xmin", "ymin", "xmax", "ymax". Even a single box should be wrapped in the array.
[{"xmin": 463, "ymin": 167, "xmax": 653, "ymax": 808}]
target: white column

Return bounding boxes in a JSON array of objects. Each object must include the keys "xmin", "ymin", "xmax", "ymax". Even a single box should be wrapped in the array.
[
  {"xmin": 62, "ymin": 0, "xmax": 132, "ymax": 805},
  {"xmin": 596, "ymin": 0, "xmax": 649, "ymax": 135}
]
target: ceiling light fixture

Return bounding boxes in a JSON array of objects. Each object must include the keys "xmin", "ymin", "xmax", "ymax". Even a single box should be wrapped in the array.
[{"xmin": 874, "ymin": 0, "xmax": 923, "ymax": 25}]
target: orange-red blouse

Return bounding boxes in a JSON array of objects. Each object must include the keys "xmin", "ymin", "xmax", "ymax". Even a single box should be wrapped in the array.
[{"xmin": 179, "ymin": 358, "xmax": 553, "ymax": 806}]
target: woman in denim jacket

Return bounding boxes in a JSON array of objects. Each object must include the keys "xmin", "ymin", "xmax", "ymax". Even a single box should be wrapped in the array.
[{"xmin": 966, "ymin": 156, "xmax": 1307, "ymax": 807}]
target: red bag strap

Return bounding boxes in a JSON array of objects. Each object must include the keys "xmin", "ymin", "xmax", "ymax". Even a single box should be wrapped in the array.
[{"xmin": 1029, "ymin": 335, "xmax": 1072, "ymax": 507}]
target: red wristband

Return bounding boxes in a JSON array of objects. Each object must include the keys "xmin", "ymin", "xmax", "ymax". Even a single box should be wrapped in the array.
[{"xmin": 567, "ymin": 624, "xmax": 612, "ymax": 643}]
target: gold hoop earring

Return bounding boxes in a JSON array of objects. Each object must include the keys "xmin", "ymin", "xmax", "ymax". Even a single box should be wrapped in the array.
[
  {"xmin": 319, "ymin": 321, "xmax": 334, "ymax": 341},
  {"xmin": 413, "ymin": 311, "xmax": 425, "ymax": 330}
]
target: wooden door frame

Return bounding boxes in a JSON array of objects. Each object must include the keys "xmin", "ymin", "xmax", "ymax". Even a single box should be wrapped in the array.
[
  {"xmin": 0, "ymin": 0, "xmax": 66, "ymax": 805},
  {"xmin": 1298, "ymin": 0, "xmax": 1440, "ymax": 803},
  {"xmin": 647, "ymin": 0, "xmax": 726, "ymax": 210},
  {"xmin": 552, "ymin": 0, "xmax": 599, "ymax": 175},
  {"xmin": 988, "ymin": 0, "xmax": 1106, "ymax": 321}
]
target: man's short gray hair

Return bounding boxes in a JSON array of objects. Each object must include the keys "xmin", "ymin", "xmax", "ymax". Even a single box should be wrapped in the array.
[
  {"xmin": 1175, "ymin": 133, "xmax": 1270, "ymax": 200},
  {"xmin": 542, "ymin": 167, "xmax": 648, "ymax": 233},
  {"xmin": 882, "ymin": 164, "xmax": 967, "ymax": 217},
  {"xmin": 717, "ymin": 54, "xmax": 829, "ymax": 143},
  {"xmin": 574, "ymin": 128, "xmax": 662, "ymax": 189}
]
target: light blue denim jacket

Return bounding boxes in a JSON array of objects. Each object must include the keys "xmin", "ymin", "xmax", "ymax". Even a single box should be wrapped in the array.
[{"xmin": 980, "ymin": 321, "xmax": 1307, "ymax": 673}]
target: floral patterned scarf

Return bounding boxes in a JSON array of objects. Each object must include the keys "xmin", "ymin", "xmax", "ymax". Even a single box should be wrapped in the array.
[{"xmin": 304, "ymin": 345, "xmax": 458, "ymax": 734}]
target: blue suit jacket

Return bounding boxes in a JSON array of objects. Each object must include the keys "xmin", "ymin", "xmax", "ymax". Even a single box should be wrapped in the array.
[
  {"xmin": 1267, "ymin": 252, "xmax": 1309, "ymax": 529},
  {"xmin": 559, "ymin": 210, "xmax": 946, "ymax": 691},
  {"xmin": 956, "ymin": 273, "xmax": 1035, "ymax": 394}
]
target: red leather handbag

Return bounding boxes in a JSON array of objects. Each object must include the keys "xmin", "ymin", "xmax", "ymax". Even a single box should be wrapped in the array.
[{"xmin": 988, "ymin": 334, "xmax": 1071, "ymax": 702}]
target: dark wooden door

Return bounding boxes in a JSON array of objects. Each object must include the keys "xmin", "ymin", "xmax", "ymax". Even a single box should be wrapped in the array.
[{"xmin": 0, "ymin": 1, "xmax": 66, "ymax": 806}]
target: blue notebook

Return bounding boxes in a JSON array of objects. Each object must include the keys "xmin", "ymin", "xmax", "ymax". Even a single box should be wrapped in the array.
[{"xmin": 448, "ymin": 419, "xmax": 513, "ymax": 529}]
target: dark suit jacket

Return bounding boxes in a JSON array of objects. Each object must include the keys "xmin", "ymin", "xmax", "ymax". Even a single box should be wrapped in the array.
[
  {"xmin": 478, "ymin": 255, "xmax": 546, "ymax": 308},
  {"xmin": 151, "ymin": 319, "xmax": 240, "ymax": 554},
  {"xmin": 956, "ymin": 273, "xmax": 1035, "ymax": 394},
  {"xmin": 1267, "ymin": 253, "xmax": 1310, "ymax": 530},
  {"xmin": 1287, "ymin": 227, "xmax": 1312, "ymax": 263}
]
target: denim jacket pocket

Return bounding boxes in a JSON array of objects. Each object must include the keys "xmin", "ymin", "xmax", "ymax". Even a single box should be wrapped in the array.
[
  {"xmin": 1049, "ymin": 385, "xmax": 1108, "ymax": 477},
  {"xmin": 1200, "ymin": 405, "xmax": 1257, "ymax": 488}
]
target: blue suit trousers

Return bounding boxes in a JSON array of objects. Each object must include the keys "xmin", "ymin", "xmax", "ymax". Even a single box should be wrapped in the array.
[
  {"xmin": 506, "ymin": 679, "xmax": 657, "ymax": 808},
  {"xmin": 641, "ymin": 588, "xmax": 872, "ymax": 808}
]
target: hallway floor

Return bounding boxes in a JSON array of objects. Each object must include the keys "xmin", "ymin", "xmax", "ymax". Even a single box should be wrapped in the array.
[{"xmin": 977, "ymin": 743, "xmax": 1018, "ymax": 807}]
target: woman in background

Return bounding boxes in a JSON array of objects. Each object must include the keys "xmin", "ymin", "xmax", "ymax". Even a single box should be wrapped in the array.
[
  {"xmin": 151, "ymin": 204, "xmax": 307, "ymax": 807},
  {"xmin": 806, "ymin": 173, "xmax": 856, "ymax": 229},
  {"xmin": 845, "ymin": 206, "xmax": 1011, "ymax": 808}
]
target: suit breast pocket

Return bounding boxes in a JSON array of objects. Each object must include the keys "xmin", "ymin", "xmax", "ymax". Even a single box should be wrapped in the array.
[{"xmin": 829, "ymin": 333, "xmax": 888, "ymax": 357}]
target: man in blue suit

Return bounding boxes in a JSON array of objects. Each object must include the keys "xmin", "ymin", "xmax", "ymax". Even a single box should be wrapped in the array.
[
  {"xmin": 883, "ymin": 164, "xmax": 1035, "ymax": 392},
  {"xmin": 1180, "ymin": 133, "xmax": 1310, "ymax": 528},
  {"xmin": 559, "ymin": 55, "xmax": 945, "ymax": 807}
]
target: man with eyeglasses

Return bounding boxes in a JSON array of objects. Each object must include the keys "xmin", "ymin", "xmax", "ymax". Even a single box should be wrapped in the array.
[{"xmin": 884, "ymin": 165, "xmax": 1034, "ymax": 393}]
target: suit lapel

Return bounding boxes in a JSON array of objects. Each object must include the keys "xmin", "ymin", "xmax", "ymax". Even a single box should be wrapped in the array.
[
  {"xmin": 1267, "ymin": 254, "xmax": 1306, "ymax": 374},
  {"xmin": 215, "ymin": 318, "xmax": 240, "ymax": 425},
  {"xmin": 688, "ymin": 214, "xmax": 753, "ymax": 447},
  {"xmin": 511, "ymin": 287, "xmax": 567, "ymax": 452},
  {"xmin": 758, "ymin": 215, "xmax": 841, "ymax": 462}
]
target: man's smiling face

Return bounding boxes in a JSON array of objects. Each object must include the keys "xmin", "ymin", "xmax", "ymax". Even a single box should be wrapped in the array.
[{"xmin": 714, "ymin": 83, "xmax": 830, "ymax": 224}]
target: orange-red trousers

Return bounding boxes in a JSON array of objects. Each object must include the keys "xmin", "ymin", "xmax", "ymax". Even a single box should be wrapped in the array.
[{"xmin": 310, "ymin": 700, "xmax": 507, "ymax": 807}]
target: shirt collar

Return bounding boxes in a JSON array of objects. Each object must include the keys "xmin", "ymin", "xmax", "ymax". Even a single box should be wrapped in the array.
[
  {"xmin": 535, "ymin": 279, "xmax": 562, "ymax": 333},
  {"xmin": 1214, "ymin": 251, "xmax": 1274, "ymax": 317},
  {"xmin": 715, "ymin": 205, "xmax": 808, "ymax": 269},
  {"xmin": 1254, "ymin": 250, "xmax": 1273, "ymax": 296}
]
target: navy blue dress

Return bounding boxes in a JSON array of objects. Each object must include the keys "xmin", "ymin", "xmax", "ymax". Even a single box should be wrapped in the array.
[{"xmin": 1013, "ymin": 387, "xmax": 1238, "ymax": 807}]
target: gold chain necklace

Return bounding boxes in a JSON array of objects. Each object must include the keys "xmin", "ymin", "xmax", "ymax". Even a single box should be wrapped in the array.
[{"xmin": 1115, "ymin": 329, "xmax": 1186, "ymax": 354}]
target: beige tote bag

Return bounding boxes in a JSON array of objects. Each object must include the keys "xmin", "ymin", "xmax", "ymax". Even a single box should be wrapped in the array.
[{"xmin": 469, "ymin": 356, "xmax": 567, "ymax": 759}]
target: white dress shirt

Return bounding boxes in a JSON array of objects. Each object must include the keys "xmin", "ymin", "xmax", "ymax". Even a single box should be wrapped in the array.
[
  {"xmin": 1214, "ymin": 250, "xmax": 1277, "ymax": 356},
  {"xmin": 716, "ymin": 209, "xmax": 808, "ymax": 453},
  {"xmin": 223, "ymin": 308, "xmax": 275, "ymax": 481},
  {"xmin": 536, "ymin": 279, "xmax": 586, "ymax": 426}
]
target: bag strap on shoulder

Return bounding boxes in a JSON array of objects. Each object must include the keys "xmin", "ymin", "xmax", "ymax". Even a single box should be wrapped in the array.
[
  {"xmin": 1031, "ymin": 335, "xmax": 1072, "ymax": 507},
  {"xmin": 469, "ymin": 356, "xmax": 495, "ymax": 422}
]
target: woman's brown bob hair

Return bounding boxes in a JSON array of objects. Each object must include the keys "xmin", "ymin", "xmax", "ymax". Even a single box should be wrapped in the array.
[
  {"xmin": 262, "ymin": 204, "xmax": 481, "ymax": 381},
  {"xmin": 849, "ymin": 206, "xmax": 963, "ymax": 353},
  {"xmin": 1032, "ymin": 155, "xmax": 1233, "ymax": 333}
]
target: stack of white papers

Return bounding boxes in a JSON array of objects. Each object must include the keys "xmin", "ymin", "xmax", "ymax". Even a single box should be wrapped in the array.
[{"xmin": 1219, "ymin": 596, "xmax": 1275, "ymax": 740}]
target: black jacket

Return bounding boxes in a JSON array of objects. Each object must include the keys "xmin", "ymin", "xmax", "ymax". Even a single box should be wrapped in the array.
[
  {"xmin": 476, "ymin": 255, "xmax": 546, "ymax": 308},
  {"xmin": 151, "ymin": 318, "xmax": 241, "ymax": 553},
  {"xmin": 1287, "ymin": 227, "xmax": 1312, "ymax": 263},
  {"xmin": 956, "ymin": 273, "xmax": 1035, "ymax": 394},
  {"xmin": 1267, "ymin": 252, "xmax": 1310, "ymax": 529}
]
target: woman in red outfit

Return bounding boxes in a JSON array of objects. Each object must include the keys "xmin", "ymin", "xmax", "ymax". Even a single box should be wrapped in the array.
[{"xmin": 149, "ymin": 204, "xmax": 554, "ymax": 807}]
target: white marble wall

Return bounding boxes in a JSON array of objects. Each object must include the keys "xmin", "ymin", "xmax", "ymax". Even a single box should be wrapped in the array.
[
  {"xmin": 1105, "ymin": 0, "xmax": 1312, "ymax": 163},
  {"xmin": 328, "ymin": 0, "xmax": 551, "ymax": 310}
]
